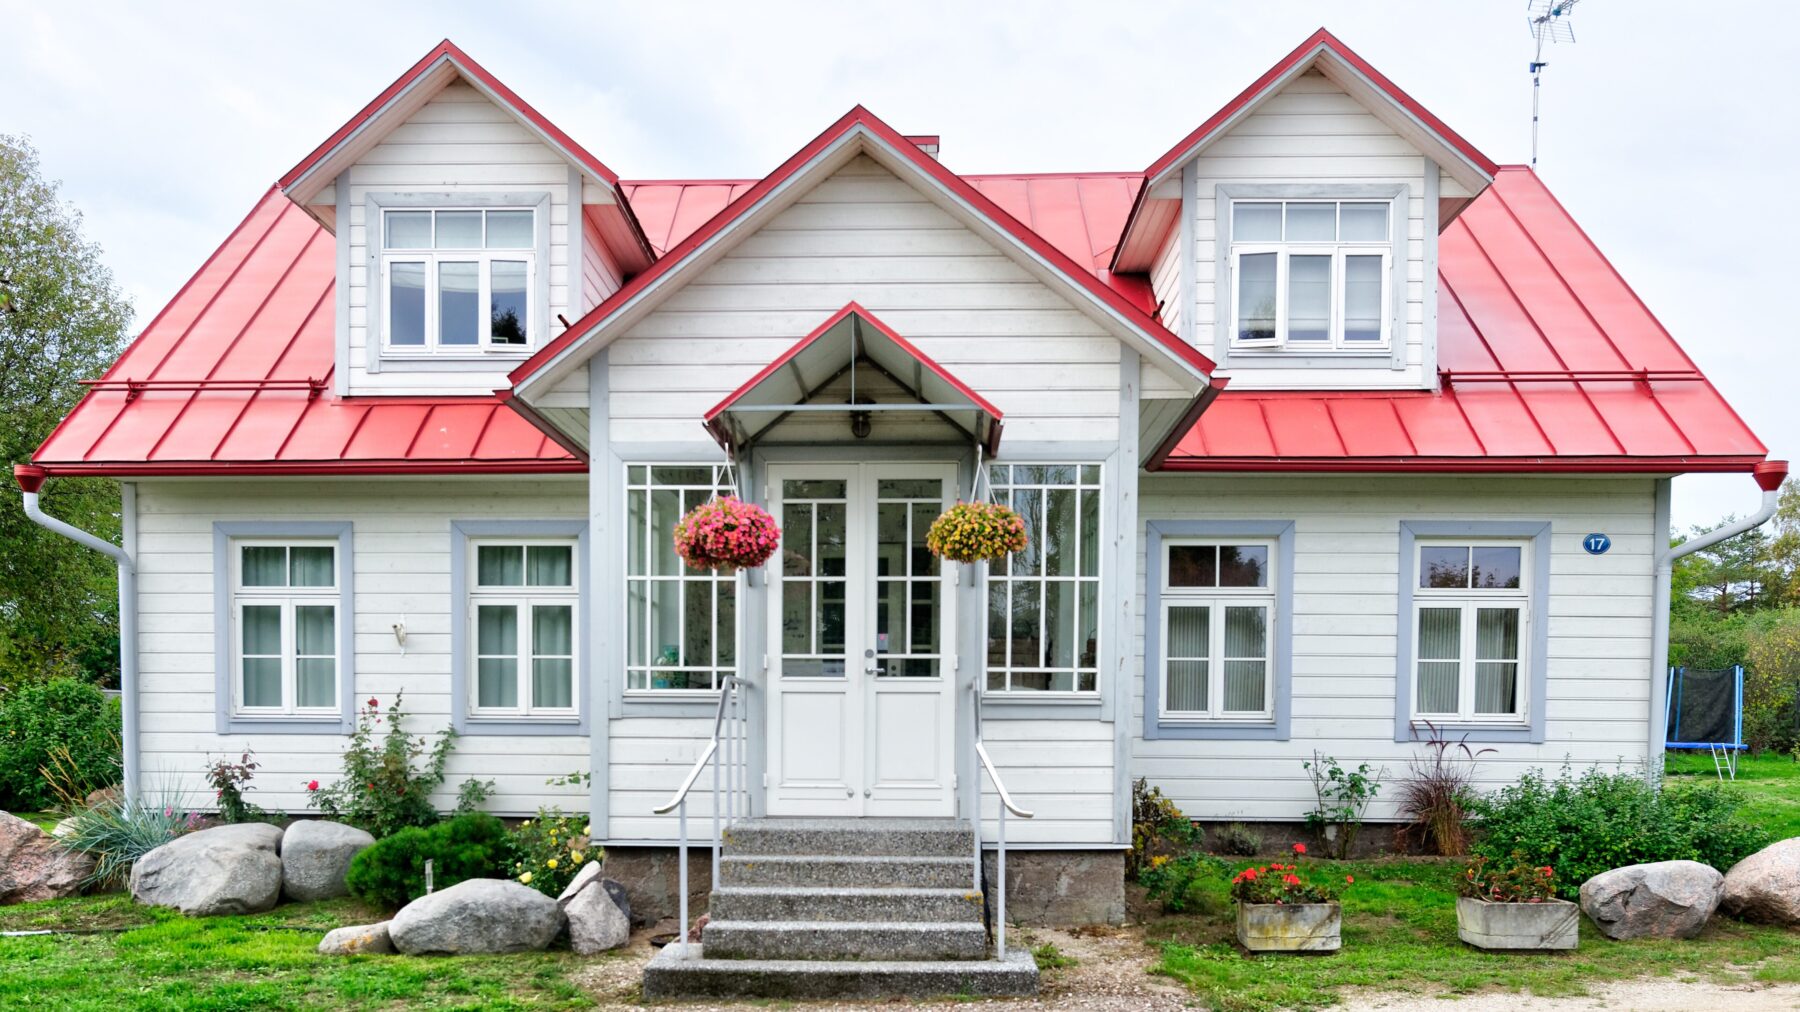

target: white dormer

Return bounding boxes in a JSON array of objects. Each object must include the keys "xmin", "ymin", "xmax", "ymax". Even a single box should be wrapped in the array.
[
  {"xmin": 278, "ymin": 42, "xmax": 652, "ymax": 397},
  {"xmin": 1120, "ymin": 31, "xmax": 1495, "ymax": 391}
]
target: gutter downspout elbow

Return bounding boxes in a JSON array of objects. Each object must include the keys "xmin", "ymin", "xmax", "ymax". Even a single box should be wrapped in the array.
[
  {"xmin": 14, "ymin": 464, "xmax": 138, "ymax": 807},
  {"xmin": 1650, "ymin": 459, "xmax": 1788, "ymax": 781}
]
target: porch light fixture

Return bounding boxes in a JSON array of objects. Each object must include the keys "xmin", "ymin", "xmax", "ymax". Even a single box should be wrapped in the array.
[{"xmin": 848, "ymin": 395, "xmax": 874, "ymax": 439}]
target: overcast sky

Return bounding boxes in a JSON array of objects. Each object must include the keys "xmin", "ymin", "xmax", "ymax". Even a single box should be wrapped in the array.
[{"xmin": 6, "ymin": 0, "xmax": 1793, "ymax": 529}]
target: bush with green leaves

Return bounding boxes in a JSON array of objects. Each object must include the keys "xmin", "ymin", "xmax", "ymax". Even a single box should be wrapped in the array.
[
  {"xmin": 1212, "ymin": 822, "xmax": 1263, "ymax": 857},
  {"xmin": 1469, "ymin": 764, "xmax": 1772, "ymax": 898},
  {"xmin": 1128, "ymin": 777, "xmax": 1199, "ymax": 879},
  {"xmin": 345, "ymin": 812, "xmax": 513, "ymax": 909},
  {"xmin": 1303, "ymin": 752, "xmax": 1383, "ymax": 859},
  {"xmin": 306, "ymin": 692, "xmax": 492, "ymax": 838},
  {"xmin": 0, "ymin": 677, "xmax": 120, "ymax": 810},
  {"xmin": 508, "ymin": 772, "xmax": 598, "ymax": 896},
  {"xmin": 1138, "ymin": 851, "xmax": 1230, "ymax": 914}
]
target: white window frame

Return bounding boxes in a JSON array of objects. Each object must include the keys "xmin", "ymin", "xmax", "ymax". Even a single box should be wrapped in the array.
[
  {"xmin": 465, "ymin": 538, "xmax": 580, "ymax": 718},
  {"xmin": 229, "ymin": 539, "xmax": 341, "ymax": 718},
  {"xmin": 984, "ymin": 463, "xmax": 1104, "ymax": 696},
  {"xmin": 624, "ymin": 464, "xmax": 739, "ymax": 695},
  {"xmin": 1410, "ymin": 538, "xmax": 1530, "ymax": 725},
  {"xmin": 1158, "ymin": 539, "xmax": 1276, "ymax": 721},
  {"xmin": 380, "ymin": 207, "xmax": 537, "ymax": 355},
  {"xmin": 1229, "ymin": 199, "xmax": 1393, "ymax": 351}
]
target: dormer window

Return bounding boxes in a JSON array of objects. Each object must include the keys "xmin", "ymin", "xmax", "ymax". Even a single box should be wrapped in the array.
[
  {"xmin": 1230, "ymin": 199, "xmax": 1391, "ymax": 350},
  {"xmin": 381, "ymin": 207, "xmax": 535, "ymax": 353}
]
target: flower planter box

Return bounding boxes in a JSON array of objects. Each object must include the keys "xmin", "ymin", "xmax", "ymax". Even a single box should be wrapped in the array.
[
  {"xmin": 1455, "ymin": 896, "xmax": 1579, "ymax": 951},
  {"xmin": 1235, "ymin": 902, "xmax": 1341, "ymax": 953}
]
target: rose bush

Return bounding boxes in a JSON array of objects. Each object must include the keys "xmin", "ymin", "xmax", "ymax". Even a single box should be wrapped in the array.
[
  {"xmin": 925, "ymin": 500, "xmax": 1028, "ymax": 564},
  {"xmin": 673, "ymin": 496, "xmax": 781, "ymax": 570}
]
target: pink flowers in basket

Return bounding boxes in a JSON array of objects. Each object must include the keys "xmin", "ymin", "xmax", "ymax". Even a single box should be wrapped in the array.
[{"xmin": 673, "ymin": 496, "xmax": 781, "ymax": 570}]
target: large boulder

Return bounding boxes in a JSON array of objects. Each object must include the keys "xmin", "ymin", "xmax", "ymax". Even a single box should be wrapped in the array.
[
  {"xmin": 281, "ymin": 820, "xmax": 374, "ymax": 902},
  {"xmin": 319, "ymin": 921, "xmax": 394, "ymax": 955},
  {"xmin": 1579, "ymin": 860, "xmax": 1723, "ymax": 940},
  {"xmin": 129, "ymin": 822, "xmax": 284, "ymax": 917},
  {"xmin": 389, "ymin": 878, "xmax": 564, "ymax": 955},
  {"xmin": 1723, "ymin": 837, "xmax": 1800, "ymax": 924},
  {"xmin": 557, "ymin": 863, "xmax": 629, "ymax": 954},
  {"xmin": 0, "ymin": 811, "xmax": 94, "ymax": 903}
]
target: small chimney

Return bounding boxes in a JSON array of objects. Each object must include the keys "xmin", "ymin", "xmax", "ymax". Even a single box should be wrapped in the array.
[{"xmin": 905, "ymin": 135, "xmax": 940, "ymax": 160}]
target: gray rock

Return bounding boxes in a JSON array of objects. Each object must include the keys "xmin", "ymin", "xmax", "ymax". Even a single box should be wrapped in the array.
[
  {"xmin": 389, "ymin": 878, "xmax": 564, "ymax": 955},
  {"xmin": 558, "ymin": 862, "xmax": 630, "ymax": 954},
  {"xmin": 1579, "ymin": 860, "xmax": 1723, "ymax": 939},
  {"xmin": 129, "ymin": 822, "xmax": 285, "ymax": 917},
  {"xmin": 555, "ymin": 862, "xmax": 630, "ymax": 921},
  {"xmin": 1723, "ymin": 837, "xmax": 1800, "ymax": 924},
  {"xmin": 318, "ymin": 921, "xmax": 394, "ymax": 955},
  {"xmin": 281, "ymin": 820, "xmax": 374, "ymax": 902},
  {"xmin": 0, "ymin": 811, "xmax": 94, "ymax": 903}
]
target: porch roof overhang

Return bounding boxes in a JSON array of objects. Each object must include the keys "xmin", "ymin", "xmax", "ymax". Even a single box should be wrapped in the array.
[{"xmin": 702, "ymin": 303, "xmax": 1004, "ymax": 458}]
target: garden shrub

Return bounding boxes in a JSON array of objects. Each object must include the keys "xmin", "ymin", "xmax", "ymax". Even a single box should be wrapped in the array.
[
  {"xmin": 1128, "ymin": 777, "xmax": 1199, "ymax": 879},
  {"xmin": 345, "ymin": 812, "xmax": 512, "ymax": 909},
  {"xmin": 307, "ymin": 692, "xmax": 493, "ymax": 838},
  {"xmin": 1138, "ymin": 851, "xmax": 1229, "ymax": 914},
  {"xmin": 1469, "ymin": 764, "xmax": 1772, "ymax": 898},
  {"xmin": 1212, "ymin": 822, "xmax": 1263, "ymax": 857},
  {"xmin": 203, "ymin": 749, "xmax": 268, "ymax": 823},
  {"xmin": 1303, "ymin": 752, "xmax": 1383, "ymax": 859},
  {"xmin": 509, "ymin": 772, "xmax": 598, "ymax": 896},
  {"xmin": 0, "ymin": 677, "xmax": 120, "ymax": 810}
]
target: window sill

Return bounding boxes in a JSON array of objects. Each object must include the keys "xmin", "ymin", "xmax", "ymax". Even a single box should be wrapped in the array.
[
  {"xmin": 980, "ymin": 693, "xmax": 1103, "ymax": 721},
  {"xmin": 223, "ymin": 714, "xmax": 351, "ymax": 735},
  {"xmin": 1398, "ymin": 719, "xmax": 1537, "ymax": 744},
  {"xmin": 1149, "ymin": 718, "xmax": 1287, "ymax": 741},
  {"xmin": 1228, "ymin": 348, "xmax": 1391, "ymax": 357},
  {"xmin": 457, "ymin": 713, "xmax": 587, "ymax": 736}
]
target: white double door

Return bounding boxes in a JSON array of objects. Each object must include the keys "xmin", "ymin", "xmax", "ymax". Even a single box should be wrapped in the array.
[{"xmin": 765, "ymin": 462, "xmax": 957, "ymax": 817}]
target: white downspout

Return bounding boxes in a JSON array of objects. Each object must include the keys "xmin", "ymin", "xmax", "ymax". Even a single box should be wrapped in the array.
[
  {"xmin": 14, "ymin": 464, "xmax": 138, "ymax": 807},
  {"xmin": 1649, "ymin": 459, "xmax": 1788, "ymax": 778}
]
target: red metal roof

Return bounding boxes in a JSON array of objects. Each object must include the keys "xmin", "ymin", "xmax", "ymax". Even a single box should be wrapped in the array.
[{"xmin": 32, "ymin": 187, "xmax": 582, "ymax": 477}]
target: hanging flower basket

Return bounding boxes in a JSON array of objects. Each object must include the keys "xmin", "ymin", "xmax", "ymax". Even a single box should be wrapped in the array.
[
  {"xmin": 673, "ymin": 496, "xmax": 781, "ymax": 571},
  {"xmin": 925, "ymin": 500, "xmax": 1029, "ymax": 564}
]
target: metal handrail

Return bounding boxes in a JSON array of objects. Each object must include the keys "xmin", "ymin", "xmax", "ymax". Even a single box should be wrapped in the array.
[
  {"xmin": 976, "ymin": 740, "xmax": 1033, "ymax": 819},
  {"xmin": 969, "ymin": 681, "xmax": 1032, "ymax": 959},
  {"xmin": 652, "ymin": 740, "xmax": 718, "ymax": 816},
  {"xmin": 652, "ymin": 675, "xmax": 746, "ymax": 959}
]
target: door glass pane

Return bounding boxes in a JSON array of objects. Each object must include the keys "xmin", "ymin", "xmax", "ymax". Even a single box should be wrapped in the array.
[
  {"xmin": 438, "ymin": 261, "xmax": 480, "ymax": 346},
  {"xmin": 1343, "ymin": 254, "xmax": 1383, "ymax": 343},
  {"xmin": 388, "ymin": 261, "xmax": 427, "ymax": 346},
  {"xmin": 1219, "ymin": 545, "xmax": 1268, "ymax": 587},
  {"xmin": 819, "ymin": 574, "xmax": 846, "ymax": 654},
  {"xmin": 1420, "ymin": 546, "xmax": 1470, "ymax": 588},
  {"xmin": 1287, "ymin": 254, "xmax": 1332, "ymax": 342},
  {"xmin": 782, "ymin": 580, "xmax": 810, "ymax": 656},
  {"xmin": 1236, "ymin": 252, "xmax": 1276, "ymax": 342},
  {"xmin": 912, "ymin": 579, "xmax": 937, "ymax": 655},
  {"xmin": 477, "ymin": 545, "xmax": 524, "ymax": 586},
  {"xmin": 876, "ymin": 578, "xmax": 906, "ymax": 656},
  {"xmin": 1233, "ymin": 202, "xmax": 1282, "ymax": 241},
  {"xmin": 782, "ymin": 503, "xmax": 813, "ymax": 577},
  {"xmin": 490, "ymin": 260, "xmax": 529, "ymax": 345},
  {"xmin": 289, "ymin": 546, "xmax": 334, "ymax": 587},
  {"xmin": 486, "ymin": 210, "xmax": 534, "ymax": 248},
  {"xmin": 1168, "ymin": 545, "xmax": 1216, "ymax": 587},
  {"xmin": 877, "ymin": 479, "xmax": 939, "ymax": 498},
  {"xmin": 912, "ymin": 502, "xmax": 939, "ymax": 577},
  {"xmin": 1047, "ymin": 580, "xmax": 1076, "ymax": 669},
  {"xmin": 384, "ymin": 210, "xmax": 431, "ymax": 249},
  {"xmin": 817, "ymin": 502, "xmax": 847, "ymax": 578},
  {"xmin": 526, "ymin": 545, "xmax": 573, "ymax": 587},
  {"xmin": 1340, "ymin": 202, "xmax": 1389, "ymax": 241},
  {"xmin": 1286, "ymin": 203, "xmax": 1336, "ymax": 241},
  {"xmin": 1046, "ymin": 487, "xmax": 1078, "ymax": 577},
  {"xmin": 1472, "ymin": 547, "xmax": 1523, "ymax": 589},
  {"xmin": 783, "ymin": 480, "xmax": 847, "ymax": 499},
  {"xmin": 242, "ymin": 546, "xmax": 287, "ymax": 587},
  {"xmin": 435, "ymin": 210, "xmax": 482, "ymax": 248},
  {"xmin": 877, "ymin": 503, "xmax": 906, "ymax": 579},
  {"xmin": 477, "ymin": 605, "xmax": 519, "ymax": 708}
]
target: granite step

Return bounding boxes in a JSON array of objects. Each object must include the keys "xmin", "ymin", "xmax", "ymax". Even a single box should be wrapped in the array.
[
  {"xmin": 720, "ymin": 853, "xmax": 973, "ymax": 889},
  {"xmin": 708, "ymin": 885, "xmax": 985, "ymax": 923},
  {"xmin": 642, "ymin": 944, "xmax": 1039, "ymax": 999},
  {"xmin": 722, "ymin": 817, "xmax": 972, "ymax": 858},
  {"xmin": 702, "ymin": 919, "xmax": 989, "ymax": 961}
]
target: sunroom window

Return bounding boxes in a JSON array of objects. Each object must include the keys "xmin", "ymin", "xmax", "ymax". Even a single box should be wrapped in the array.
[
  {"xmin": 467, "ymin": 539, "xmax": 578, "ymax": 716},
  {"xmin": 382, "ymin": 208, "xmax": 534, "ymax": 352},
  {"xmin": 1160, "ymin": 541, "xmax": 1275, "ymax": 719},
  {"xmin": 1231, "ymin": 199, "xmax": 1390, "ymax": 350},
  {"xmin": 1412, "ymin": 541, "xmax": 1527, "ymax": 722},
  {"xmin": 626, "ymin": 465, "xmax": 737, "ymax": 692},
  {"xmin": 985, "ymin": 464, "xmax": 1102, "ymax": 693},
  {"xmin": 231, "ymin": 541, "xmax": 339, "ymax": 716}
]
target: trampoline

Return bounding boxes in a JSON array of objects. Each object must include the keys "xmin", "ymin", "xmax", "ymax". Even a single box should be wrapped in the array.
[{"xmin": 1665, "ymin": 665, "xmax": 1746, "ymax": 780}]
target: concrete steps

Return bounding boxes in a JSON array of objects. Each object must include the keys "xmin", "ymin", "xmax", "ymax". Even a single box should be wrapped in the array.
[{"xmin": 645, "ymin": 817, "xmax": 1037, "ymax": 999}]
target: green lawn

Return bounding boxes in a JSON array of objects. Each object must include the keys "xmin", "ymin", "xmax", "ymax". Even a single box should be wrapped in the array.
[
  {"xmin": 1664, "ymin": 750, "xmax": 1800, "ymax": 839},
  {"xmin": 0, "ymin": 894, "xmax": 610, "ymax": 1010}
]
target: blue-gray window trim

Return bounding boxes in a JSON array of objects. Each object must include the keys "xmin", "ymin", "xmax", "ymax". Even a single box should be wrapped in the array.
[
  {"xmin": 1395, "ymin": 520, "xmax": 1551, "ymax": 744},
  {"xmin": 1143, "ymin": 519, "xmax": 1294, "ymax": 740},
  {"xmin": 213, "ymin": 521, "xmax": 356, "ymax": 735},
  {"xmin": 451, "ymin": 519, "xmax": 591, "ymax": 735}
]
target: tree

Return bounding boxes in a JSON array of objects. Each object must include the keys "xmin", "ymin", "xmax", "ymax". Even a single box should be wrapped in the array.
[{"xmin": 0, "ymin": 135, "xmax": 132, "ymax": 686}]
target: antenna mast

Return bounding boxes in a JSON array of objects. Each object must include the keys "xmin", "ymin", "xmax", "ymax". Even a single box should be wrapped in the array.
[{"xmin": 1527, "ymin": 0, "xmax": 1582, "ymax": 166}]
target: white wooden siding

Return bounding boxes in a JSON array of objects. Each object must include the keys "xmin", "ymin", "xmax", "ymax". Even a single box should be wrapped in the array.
[
  {"xmin": 1131, "ymin": 474, "xmax": 1657, "ymax": 822},
  {"xmin": 134, "ymin": 478, "xmax": 590, "ymax": 815},
  {"xmin": 1194, "ymin": 69, "xmax": 1432, "ymax": 389},
  {"xmin": 344, "ymin": 81, "xmax": 574, "ymax": 397},
  {"xmin": 1150, "ymin": 230, "xmax": 1184, "ymax": 335},
  {"xmin": 605, "ymin": 155, "xmax": 1122, "ymax": 446}
]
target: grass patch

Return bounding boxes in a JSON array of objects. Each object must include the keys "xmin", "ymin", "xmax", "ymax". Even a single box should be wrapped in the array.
[
  {"xmin": 1665, "ymin": 750, "xmax": 1800, "ymax": 840},
  {"xmin": 0, "ymin": 894, "xmax": 594, "ymax": 1009},
  {"xmin": 1031, "ymin": 941, "xmax": 1078, "ymax": 970},
  {"xmin": 1149, "ymin": 857, "xmax": 1797, "ymax": 1012}
]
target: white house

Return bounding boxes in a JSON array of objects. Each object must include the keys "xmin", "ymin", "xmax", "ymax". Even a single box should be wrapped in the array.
[{"xmin": 20, "ymin": 30, "xmax": 1783, "ymax": 933}]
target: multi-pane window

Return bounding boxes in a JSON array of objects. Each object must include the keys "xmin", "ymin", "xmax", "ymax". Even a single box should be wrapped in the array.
[
  {"xmin": 382, "ymin": 207, "xmax": 534, "ymax": 352},
  {"xmin": 985, "ymin": 464, "xmax": 1102, "ymax": 693},
  {"xmin": 232, "ymin": 542, "xmax": 339, "ymax": 715},
  {"xmin": 1231, "ymin": 199, "xmax": 1390, "ymax": 350},
  {"xmin": 626, "ymin": 465, "xmax": 737, "ymax": 692},
  {"xmin": 1412, "ymin": 541, "xmax": 1527, "ymax": 721},
  {"xmin": 468, "ymin": 540, "xmax": 578, "ymax": 716},
  {"xmin": 1160, "ymin": 541, "xmax": 1275, "ymax": 719}
]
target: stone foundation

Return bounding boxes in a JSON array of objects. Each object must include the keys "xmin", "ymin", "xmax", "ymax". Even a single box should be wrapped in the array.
[{"xmin": 597, "ymin": 847, "xmax": 713, "ymax": 928}]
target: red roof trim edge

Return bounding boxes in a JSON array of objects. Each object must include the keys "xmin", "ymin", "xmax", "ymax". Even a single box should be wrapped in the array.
[
  {"xmin": 1157, "ymin": 456, "xmax": 1767, "ymax": 474},
  {"xmin": 28, "ymin": 460, "xmax": 588, "ymax": 478}
]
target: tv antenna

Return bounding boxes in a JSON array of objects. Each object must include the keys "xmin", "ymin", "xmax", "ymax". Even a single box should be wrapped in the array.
[{"xmin": 1527, "ymin": 0, "xmax": 1582, "ymax": 166}]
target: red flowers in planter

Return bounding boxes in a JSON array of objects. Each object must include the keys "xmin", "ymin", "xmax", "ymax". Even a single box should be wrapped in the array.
[
  {"xmin": 673, "ymin": 496, "xmax": 781, "ymax": 571},
  {"xmin": 1228, "ymin": 843, "xmax": 1349, "ymax": 905},
  {"xmin": 1461, "ymin": 853, "xmax": 1559, "ymax": 903}
]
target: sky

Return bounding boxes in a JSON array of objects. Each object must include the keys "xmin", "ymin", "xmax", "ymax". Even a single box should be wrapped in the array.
[{"xmin": 4, "ymin": 0, "xmax": 1793, "ymax": 529}]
